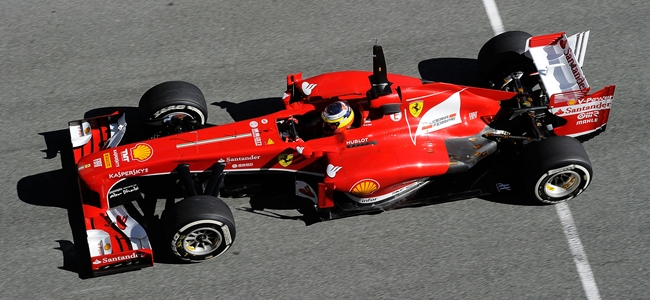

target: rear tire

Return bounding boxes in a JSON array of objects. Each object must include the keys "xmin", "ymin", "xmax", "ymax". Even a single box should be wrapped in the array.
[
  {"xmin": 162, "ymin": 195, "xmax": 236, "ymax": 262},
  {"xmin": 478, "ymin": 31, "xmax": 536, "ymax": 86},
  {"xmin": 520, "ymin": 136, "xmax": 593, "ymax": 204}
]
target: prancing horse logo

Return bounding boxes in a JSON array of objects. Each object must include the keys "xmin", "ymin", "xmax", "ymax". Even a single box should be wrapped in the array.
[
  {"xmin": 278, "ymin": 153, "xmax": 293, "ymax": 167},
  {"xmin": 409, "ymin": 101, "xmax": 423, "ymax": 118}
]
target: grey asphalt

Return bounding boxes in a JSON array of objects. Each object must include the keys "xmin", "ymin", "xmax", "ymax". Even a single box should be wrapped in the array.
[{"xmin": 1, "ymin": 1, "xmax": 648, "ymax": 299}]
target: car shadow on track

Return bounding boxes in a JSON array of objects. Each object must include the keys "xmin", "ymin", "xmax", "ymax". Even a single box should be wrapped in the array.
[
  {"xmin": 211, "ymin": 97, "xmax": 285, "ymax": 122},
  {"xmin": 417, "ymin": 57, "xmax": 486, "ymax": 87}
]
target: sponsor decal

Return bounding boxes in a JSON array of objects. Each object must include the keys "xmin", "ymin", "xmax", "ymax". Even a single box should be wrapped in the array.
[
  {"xmin": 559, "ymin": 38, "xmax": 568, "ymax": 49},
  {"xmin": 252, "ymin": 128, "xmax": 262, "ymax": 146},
  {"xmin": 296, "ymin": 146, "xmax": 305, "ymax": 154},
  {"xmin": 78, "ymin": 163, "xmax": 91, "ymax": 171},
  {"xmin": 577, "ymin": 94, "xmax": 614, "ymax": 105},
  {"xmin": 232, "ymin": 162, "xmax": 253, "ymax": 168},
  {"xmin": 326, "ymin": 164, "xmax": 342, "ymax": 178},
  {"xmin": 278, "ymin": 153, "xmax": 293, "ymax": 167},
  {"xmin": 350, "ymin": 179, "xmax": 380, "ymax": 196},
  {"xmin": 295, "ymin": 181, "xmax": 317, "ymax": 204},
  {"xmin": 563, "ymin": 47, "xmax": 588, "ymax": 89},
  {"xmin": 409, "ymin": 101, "xmax": 423, "ymax": 118},
  {"xmin": 97, "ymin": 252, "xmax": 142, "ymax": 265},
  {"xmin": 131, "ymin": 143, "xmax": 153, "ymax": 162},
  {"xmin": 267, "ymin": 138, "xmax": 275, "ymax": 145},
  {"xmin": 261, "ymin": 118, "xmax": 268, "ymax": 124},
  {"xmin": 222, "ymin": 155, "xmax": 261, "ymax": 163},
  {"xmin": 469, "ymin": 111, "xmax": 478, "ymax": 120},
  {"xmin": 416, "ymin": 92, "xmax": 461, "ymax": 134},
  {"xmin": 301, "ymin": 82, "xmax": 317, "ymax": 95},
  {"xmin": 116, "ymin": 215, "xmax": 128, "ymax": 230},
  {"xmin": 112, "ymin": 150, "xmax": 120, "ymax": 168},
  {"xmin": 249, "ymin": 121, "xmax": 258, "ymax": 128},
  {"xmin": 348, "ymin": 179, "xmax": 428, "ymax": 204},
  {"xmin": 104, "ymin": 243, "xmax": 111, "ymax": 251},
  {"xmin": 576, "ymin": 118, "xmax": 599, "ymax": 126},
  {"xmin": 346, "ymin": 137, "xmax": 369, "ymax": 147},
  {"xmin": 103, "ymin": 153, "xmax": 112, "ymax": 169},
  {"xmin": 299, "ymin": 185, "xmax": 315, "ymax": 197},
  {"xmin": 554, "ymin": 100, "xmax": 612, "ymax": 115},
  {"xmin": 108, "ymin": 183, "xmax": 140, "ymax": 200},
  {"xmin": 108, "ymin": 168, "xmax": 149, "ymax": 179},
  {"xmin": 390, "ymin": 111, "xmax": 402, "ymax": 122},
  {"xmin": 121, "ymin": 149, "xmax": 130, "ymax": 162},
  {"xmin": 93, "ymin": 158, "xmax": 102, "ymax": 168},
  {"xmin": 496, "ymin": 183, "xmax": 511, "ymax": 192}
]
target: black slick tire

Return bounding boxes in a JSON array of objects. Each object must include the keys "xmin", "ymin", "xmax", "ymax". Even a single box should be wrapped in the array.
[
  {"xmin": 162, "ymin": 195, "xmax": 236, "ymax": 262},
  {"xmin": 520, "ymin": 136, "xmax": 593, "ymax": 204}
]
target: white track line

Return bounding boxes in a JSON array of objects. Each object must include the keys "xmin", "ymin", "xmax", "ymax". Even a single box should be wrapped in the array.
[
  {"xmin": 479, "ymin": 1, "xmax": 601, "ymax": 299},
  {"xmin": 555, "ymin": 203, "xmax": 601, "ymax": 300},
  {"xmin": 481, "ymin": 0, "xmax": 505, "ymax": 35}
]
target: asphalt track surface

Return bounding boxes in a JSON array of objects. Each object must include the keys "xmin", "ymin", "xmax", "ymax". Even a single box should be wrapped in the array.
[{"xmin": 2, "ymin": 1, "xmax": 648, "ymax": 299}]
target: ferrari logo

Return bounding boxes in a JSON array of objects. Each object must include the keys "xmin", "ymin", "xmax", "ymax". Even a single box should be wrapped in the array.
[
  {"xmin": 278, "ymin": 153, "xmax": 293, "ymax": 167},
  {"xmin": 409, "ymin": 101, "xmax": 423, "ymax": 118}
]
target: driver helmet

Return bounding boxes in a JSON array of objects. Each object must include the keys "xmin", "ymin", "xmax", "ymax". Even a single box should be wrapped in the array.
[{"xmin": 322, "ymin": 101, "xmax": 355, "ymax": 134}]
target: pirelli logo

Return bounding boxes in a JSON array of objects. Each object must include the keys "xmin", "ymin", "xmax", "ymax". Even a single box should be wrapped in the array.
[{"xmin": 103, "ymin": 153, "xmax": 112, "ymax": 169}]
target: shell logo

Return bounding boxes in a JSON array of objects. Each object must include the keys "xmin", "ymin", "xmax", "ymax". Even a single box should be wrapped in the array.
[
  {"xmin": 350, "ymin": 179, "xmax": 380, "ymax": 196},
  {"xmin": 104, "ymin": 243, "xmax": 111, "ymax": 251},
  {"xmin": 131, "ymin": 143, "xmax": 153, "ymax": 162}
]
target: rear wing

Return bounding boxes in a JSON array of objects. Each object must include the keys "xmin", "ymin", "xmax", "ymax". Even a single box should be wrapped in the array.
[{"xmin": 527, "ymin": 31, "xmax": 616, "ymax": 139}]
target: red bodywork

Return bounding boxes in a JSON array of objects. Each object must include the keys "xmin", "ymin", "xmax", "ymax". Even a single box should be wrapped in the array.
[{"xmin": 70, "ymin": 46, "xmax": 614, "ymax": 274}]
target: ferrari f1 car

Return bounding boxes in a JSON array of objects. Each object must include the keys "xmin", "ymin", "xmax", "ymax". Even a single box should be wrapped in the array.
[{"xmin": 68, "ymin": 30, "xmax": 615, "ymax": 275}]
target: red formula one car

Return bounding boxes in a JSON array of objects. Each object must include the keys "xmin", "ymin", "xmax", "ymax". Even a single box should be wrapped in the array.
[{"xmin": 68, "ymin": 30, "xmax": 614, "ymax": 275}]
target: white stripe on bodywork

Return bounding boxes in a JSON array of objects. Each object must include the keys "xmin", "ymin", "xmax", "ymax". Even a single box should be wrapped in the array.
[{"xmin": 176, "ymin": 133, "xmax": 253, "ymax": 148}]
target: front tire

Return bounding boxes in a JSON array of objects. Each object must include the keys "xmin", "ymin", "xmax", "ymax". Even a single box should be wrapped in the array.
[
  {"xmin": 521, "ymin": 136, "xmax": 593, "ymax": 204},
  {"xmin": 162, "ymin": 195, "xmax": 236, "ymax": 262},
  {"xmin": 138, "ymin": 81, "xmax": 208, "ymax": 137}
]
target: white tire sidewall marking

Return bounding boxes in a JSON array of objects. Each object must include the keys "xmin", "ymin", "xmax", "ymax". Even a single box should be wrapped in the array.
[{"xmin": 153, "ymin": 104, "xmax": 206, "ymax": 124}]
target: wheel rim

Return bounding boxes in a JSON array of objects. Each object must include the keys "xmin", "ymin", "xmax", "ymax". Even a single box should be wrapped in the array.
[
  {"xmin": 543, "ymin": 170, "xmax": 581, "ymax": 198},
  {"xmin": 182, "ymin": 226, "xmax": 223, "ymax": 255}
]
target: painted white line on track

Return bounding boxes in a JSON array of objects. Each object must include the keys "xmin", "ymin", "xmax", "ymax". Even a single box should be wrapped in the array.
[
  {"xmin": 481, "ymin": 0, "xmax": 505, "ymax": 35},
  {"xmin": 479, "ymin": 2, "xmax": 601, "ymax": 299},
  {"xmin": 555, "ymin": 202, "xmax": 601, "ymax": 300}
]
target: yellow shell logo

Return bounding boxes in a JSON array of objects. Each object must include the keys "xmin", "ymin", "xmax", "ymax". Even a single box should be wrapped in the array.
[
  {"xmin": 350, "ymin": 179, "xmax": 380, "ymax": 196},
  {"xmin": 104, "ymin": 243, "xmax": 111, "ymax": 251},
  {"xmin": 131, "ymin": 143, "xmax": 153, "ymax": 162}
]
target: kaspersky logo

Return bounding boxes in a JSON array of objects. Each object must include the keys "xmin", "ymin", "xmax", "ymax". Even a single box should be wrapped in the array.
[{"xmin": 131, "ymin": 143, "xmax": 153, "ymax": 162}]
